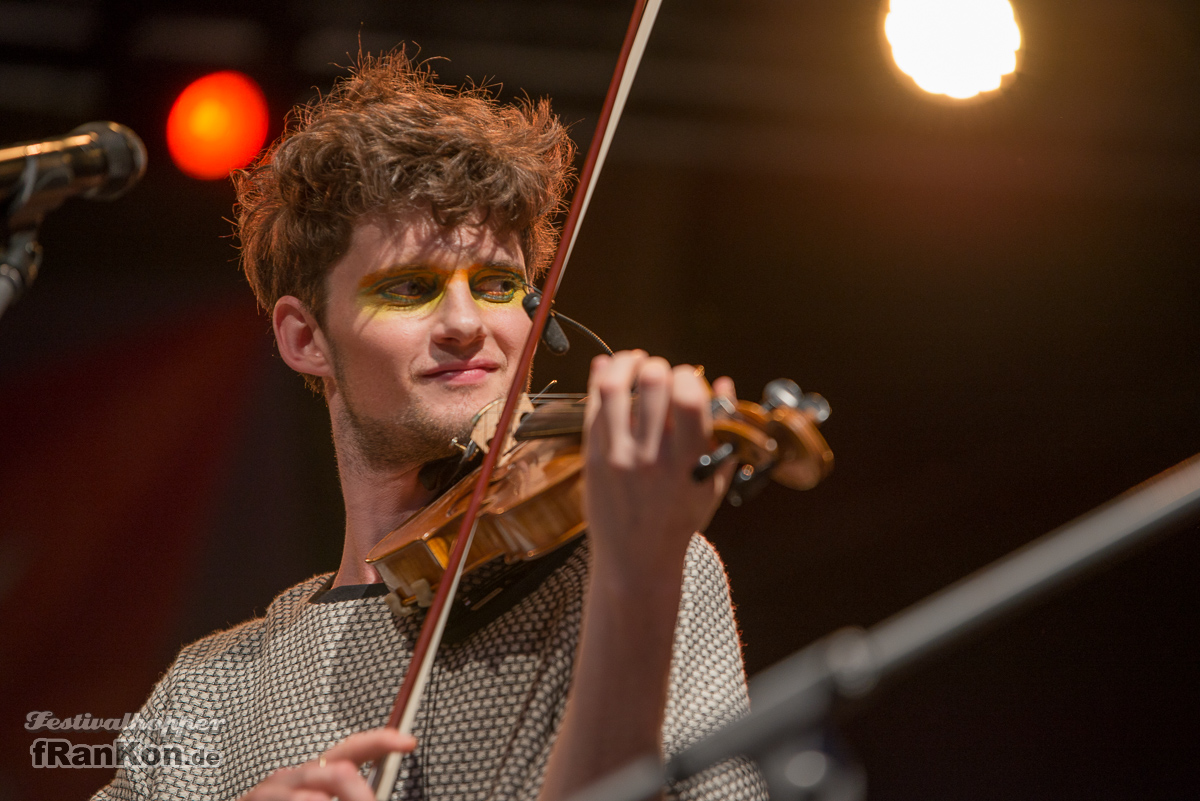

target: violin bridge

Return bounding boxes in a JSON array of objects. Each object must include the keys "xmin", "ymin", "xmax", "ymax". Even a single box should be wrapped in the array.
[{"xmin": 469, "ymin": 395, "xmax": 536, "ymax": 455}]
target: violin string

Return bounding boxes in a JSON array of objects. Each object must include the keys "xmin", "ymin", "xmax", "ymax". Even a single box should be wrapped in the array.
[{"xmin": 530, "ymin": 380, "xmax": 560, "ymax": 403}]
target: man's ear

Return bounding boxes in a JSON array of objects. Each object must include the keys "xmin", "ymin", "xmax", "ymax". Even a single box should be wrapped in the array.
[{"xmin": 273, "ymin": 295, "xmax": 334, "ymax": 379}]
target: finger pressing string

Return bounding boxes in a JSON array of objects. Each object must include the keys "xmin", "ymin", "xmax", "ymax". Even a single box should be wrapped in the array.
[
  {"xmin": 631, "ymin": 357, "xmax": 672, "ymax": 457},
  {"xmin": 592, "ymin": 351, "xmax": 646, "ymax": 462}
]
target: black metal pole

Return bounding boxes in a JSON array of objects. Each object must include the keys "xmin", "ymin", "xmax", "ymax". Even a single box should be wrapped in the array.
[{"xmin": 568, "ymin": 453, "xmax": 1200, "ymax": 801}]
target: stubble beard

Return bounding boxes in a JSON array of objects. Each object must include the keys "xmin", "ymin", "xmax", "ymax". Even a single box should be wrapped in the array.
[
  {"xmin": 338, "ymin": 394, "xmax": 469, "ymax": 474},
  {"xmin": 333, "ymin": 367, "xmax": 479, "ymax": 476},
  {"xmin": 328, "ymin": 347, "xmax": 532, "ymax": 477}
]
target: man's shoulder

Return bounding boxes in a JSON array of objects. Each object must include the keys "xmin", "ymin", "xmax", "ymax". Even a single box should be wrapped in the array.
[{"xmin": 171, "ymin": 573, "xmax": 334, "ymax": 669}]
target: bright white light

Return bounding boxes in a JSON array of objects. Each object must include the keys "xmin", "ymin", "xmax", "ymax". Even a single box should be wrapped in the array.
[{"xmin": 885, "ymin": 0, "xmax": 1022, "ymax": 100}]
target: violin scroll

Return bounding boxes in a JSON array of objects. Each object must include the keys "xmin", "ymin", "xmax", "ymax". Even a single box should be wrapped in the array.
[{"xmin": 700, "ymin": 379, "xmax": 834, "ymax": 506}]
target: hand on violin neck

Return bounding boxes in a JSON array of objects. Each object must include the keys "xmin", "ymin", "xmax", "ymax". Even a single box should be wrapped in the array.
[{"xmin": 582, "ymin": 350, "xmax": 737, "ymax": 588}]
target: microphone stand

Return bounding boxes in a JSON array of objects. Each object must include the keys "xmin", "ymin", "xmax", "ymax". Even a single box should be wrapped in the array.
[
  {"xmin": 1, "ymin": 166, "xmax": 47, "ymax": 321},
  {"xmin": 1, "ymin": 136, "xmax": 73, "ymax": 321},
  {"xmin": 568, "ymin": 452, "xmax": 1200, "ymax": 801},
  {"xmin": 0, "ymin": 227, "xmax": 43, "ymax": 322}
]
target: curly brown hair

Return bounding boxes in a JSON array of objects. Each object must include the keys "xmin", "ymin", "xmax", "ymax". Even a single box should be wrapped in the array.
[{"xmin": 234, "ymin": 49, "xmax": 575, "ymax": 336}]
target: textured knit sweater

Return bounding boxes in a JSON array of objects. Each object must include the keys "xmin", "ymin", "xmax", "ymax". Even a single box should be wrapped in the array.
[{"xmin": 91, "ymin": 536, "xmax": 766, "ymax": 801}]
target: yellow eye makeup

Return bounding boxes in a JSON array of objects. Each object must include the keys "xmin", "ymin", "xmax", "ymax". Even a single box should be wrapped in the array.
[{"xmin": 357, "ymin": 264, "xmax": 528, "ymax": 314}]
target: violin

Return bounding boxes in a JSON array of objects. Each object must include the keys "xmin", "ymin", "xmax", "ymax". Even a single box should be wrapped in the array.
[{"xmin": 366, "ymin": 380, "xmax": 834, "ymax": 613}]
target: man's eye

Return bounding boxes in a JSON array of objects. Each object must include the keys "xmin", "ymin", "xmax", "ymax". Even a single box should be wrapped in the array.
[
  {"xmin": 381, "ymin": 278, "xmax": 437, "ymax": 301},
  {"xmin": 474, "ymin": 274, "xmax": 523, "ymax": 302}
]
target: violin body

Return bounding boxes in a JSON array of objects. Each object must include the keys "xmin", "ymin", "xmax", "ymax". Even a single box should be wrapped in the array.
[
  {"xmin": 366, "ymin": 387, "xmax": 834, "ymax": 613},
  {"xmin": 368, "ymin": 430, "xmax": 587, "ymax": 611}
]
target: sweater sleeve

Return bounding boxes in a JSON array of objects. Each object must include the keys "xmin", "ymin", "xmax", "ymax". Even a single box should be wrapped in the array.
[
  {"xmin": 661, "ymin": 535, "xmax": 768, "ymax": 801},
  {"xmin": 87, "ymin": 663, "xmax": 177, "ymax": 801},
  {"xmin": 86, "ymin": 609, "xmax": 269, "ymax": 801}
]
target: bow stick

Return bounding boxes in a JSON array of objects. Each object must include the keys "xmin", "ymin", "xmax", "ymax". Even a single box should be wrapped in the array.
[{"xmin": 369, "ymin": 2, "xmax": 665, "ymax": 797}]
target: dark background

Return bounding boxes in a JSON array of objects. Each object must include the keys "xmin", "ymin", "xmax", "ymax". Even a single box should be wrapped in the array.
[{"xmin": 1, "ymin": 1, "xmax": 1198, "ymax": 799}]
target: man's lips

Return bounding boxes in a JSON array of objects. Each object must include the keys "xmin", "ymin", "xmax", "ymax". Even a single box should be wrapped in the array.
[{"xmin": 421, "ymin": 361, "xmax": 501, "ymax": 380}]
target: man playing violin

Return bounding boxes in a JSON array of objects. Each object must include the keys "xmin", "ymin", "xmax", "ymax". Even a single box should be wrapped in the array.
[{"xmin": 93, "ymin": 53, "xmax": 763, "ymax": 801}]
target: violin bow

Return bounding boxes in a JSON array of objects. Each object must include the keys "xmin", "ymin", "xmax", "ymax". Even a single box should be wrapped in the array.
[{"xmin": 369, "ymin": 2, "xmax": 664, "ymax": 797}]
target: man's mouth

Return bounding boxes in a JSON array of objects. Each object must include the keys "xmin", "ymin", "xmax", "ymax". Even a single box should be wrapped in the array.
[{"xmin": 422, "ymin": 361, "xmax": 501, "ymax": 384}]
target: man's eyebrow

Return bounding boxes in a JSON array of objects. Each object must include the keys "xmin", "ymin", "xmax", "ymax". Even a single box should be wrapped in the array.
[
  {"xmin": 477, "ymin": 260, "xmax": 525, "ymax": 275},
  {"xmin": 357, "ymin": 261, "xmax": 526, "ymax": 291},
  {"xmin": 356, "ymin": 264, "xmax": 428, "ymax": 292}
]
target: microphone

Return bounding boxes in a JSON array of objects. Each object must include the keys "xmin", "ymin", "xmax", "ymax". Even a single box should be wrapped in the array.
[
  {"xmin": 1, "ymin": 121, "xmax": 147, "ymax": 227},
  {"xmin": 522, "ymin": 291, "xmax": 571, "ymax": 355},
  {"xmin": 0, "ymin": 122, "xmax": 147, "ymax": 320}
]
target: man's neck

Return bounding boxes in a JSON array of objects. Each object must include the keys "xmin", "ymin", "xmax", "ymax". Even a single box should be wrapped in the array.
[{"xmin": 333, "ymin": 457, "xmax": 436, "ymax": 587}]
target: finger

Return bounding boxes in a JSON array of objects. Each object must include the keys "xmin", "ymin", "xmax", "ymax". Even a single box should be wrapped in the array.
[
  {"xmin": 323, "ymin": 728, "xmax": 416, "ymax": 765},
  {"xmin": 712, "ymin": 376, "xmax": 736, "ymax": 406},
  {"xmin": 712, "ymin": 449, "xmax": 740, "ymax": 495},
  {"xmin": 589, "ymin": 350, "xmax": 645, "ymax": 464},
  {"xmin": 668, "ymin": 365, "xmax": 712, "ymax": 461},
  {"xmin": 255, "ymin": 761, "xmax": 365, "ymax": 801},
  {"xmin": 583, "ymin": 355, "xmax": 612, "ymax": 454},
  {"xmin": 286, "ymin": 760, "xmax": 376, "ymax": 801},
  {"xmin": 710, "ymin": 376, "xmax": 740, "ymax": 493},
  {"xmin": 291, "ymin": 792, "xmax": 334, "ymax": 801},
  {"xmin": 632, "ymin": 357, "xmax": 672, "ymax": 460}
]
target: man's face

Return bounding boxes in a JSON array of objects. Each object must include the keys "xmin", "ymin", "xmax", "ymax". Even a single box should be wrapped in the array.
[{"xmin": 320, "ymin": 209, "xmax": 533, "ymax": 471}]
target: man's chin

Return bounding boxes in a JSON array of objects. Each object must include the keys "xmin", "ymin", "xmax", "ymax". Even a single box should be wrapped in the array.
[{"xmin": 418, "ymin": 388, "xmax": 500, "ymax": 429}]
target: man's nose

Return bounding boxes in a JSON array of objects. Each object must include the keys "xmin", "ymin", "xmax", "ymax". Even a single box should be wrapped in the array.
[{"xmin": 431, "ymin": 273, "xmax": 485, "ymax": 345}]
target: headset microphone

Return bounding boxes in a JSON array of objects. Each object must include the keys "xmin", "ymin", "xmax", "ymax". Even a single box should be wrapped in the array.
[{"xmin": 522, "ymin": 291, "xmax": 572, "ymax": 355}]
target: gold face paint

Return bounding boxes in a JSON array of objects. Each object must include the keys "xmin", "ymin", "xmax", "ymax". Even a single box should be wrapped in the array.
[{"xmin": 356, "ymin": 263, "xmax": 528, "ymax": 316}]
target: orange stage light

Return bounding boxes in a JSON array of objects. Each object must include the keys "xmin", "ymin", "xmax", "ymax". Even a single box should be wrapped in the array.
[{"xmin": 167, "ymin": 71, "xmax": 268, "ymax": 180}]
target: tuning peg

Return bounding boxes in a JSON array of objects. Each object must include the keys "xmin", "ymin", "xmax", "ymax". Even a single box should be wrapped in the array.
[
  {"xmin": 762, "ymin": 379, "xmax": 831, "ymax": 424},
  {"xmin": 693, "ymin": 441, "xmax": 737, "ymax": 482},
  {"xmin": 797, "ymin": 392, "xmax": 831, "ymax": 423},
  {"xmin": 727, "ymin": 463, "xmax": 773, "ymax": 507},
  {"xmin": 762, "ymin": 379, "xmax": 803, "ymax": 411}
]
